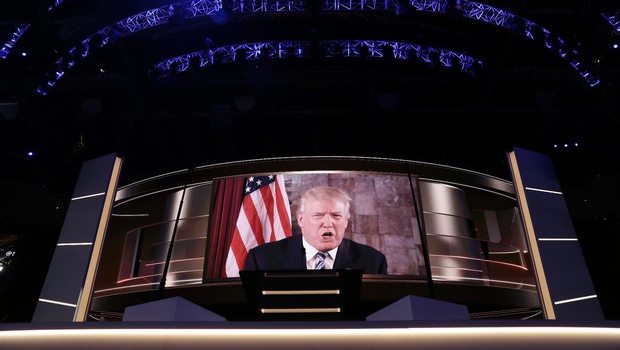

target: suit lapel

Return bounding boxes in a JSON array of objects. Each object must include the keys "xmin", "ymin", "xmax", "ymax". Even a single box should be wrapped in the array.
[
  {"xmin": 282, "ymin": 235, "xmax": 307, "ymax": 270},
  {"xmin": 333, "ymin": 238, "xmax": 354, "ymax": 269}
]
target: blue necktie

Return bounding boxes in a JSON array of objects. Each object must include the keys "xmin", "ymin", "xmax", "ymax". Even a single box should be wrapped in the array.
[{"xmin": 315, "ymin": 252, "xmax": 327, "ymax": 270}]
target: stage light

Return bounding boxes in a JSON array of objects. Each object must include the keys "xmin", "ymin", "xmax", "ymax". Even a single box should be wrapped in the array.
[{"xmin": 28, "ymin": 151, "xmax": 34, "ymax": 156}]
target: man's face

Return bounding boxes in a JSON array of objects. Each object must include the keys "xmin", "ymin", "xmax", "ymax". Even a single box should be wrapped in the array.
[{"xmin": 298, "ymin": 198, "xmax": 348, "ymax": 252}]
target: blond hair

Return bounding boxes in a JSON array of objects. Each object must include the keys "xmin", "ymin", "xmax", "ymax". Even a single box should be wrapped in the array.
[{"xmin": 296, "ymin": 186, "xmax": 352, "ymax": 219}]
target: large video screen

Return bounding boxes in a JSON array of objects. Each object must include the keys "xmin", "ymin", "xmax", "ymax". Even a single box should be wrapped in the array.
[
  {"xmin": 203, "ymin": 171, "xmax": 426, "ymax": 279},
  {"xmin": 94, "ymin": 160, "xmax": 536, "ymax": 303}
]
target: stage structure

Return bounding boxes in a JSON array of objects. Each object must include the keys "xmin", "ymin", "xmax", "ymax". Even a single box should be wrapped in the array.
[
  {"xmin": 32, "ymin": 152, "xmax": 602, "ymax": 322},
  {"xmin": 508, "ymin": 147, "xmax": 603, "ymax": 320}
]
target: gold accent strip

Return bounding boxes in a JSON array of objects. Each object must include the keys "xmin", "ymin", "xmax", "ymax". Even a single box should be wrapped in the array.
[
  {"xmin": 507, "ymin": 151, "xmax": 555, "ymax": 320},
  {"xmin": 74, "ymin": 156, "xmax": 123, "ymax": 322},
  {"xmin": 262, "ymin": 290, "xmax": 341, "ymax": 295},
  {"xmin": 260, "ymin": 308, "xmax": 341, "ymax": 314},
  {"xmin": 263, "ymin": 272, "xmax": 340, "ymax": 278}
]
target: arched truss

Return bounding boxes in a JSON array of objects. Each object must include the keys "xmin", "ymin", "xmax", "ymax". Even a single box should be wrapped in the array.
[
  {"xmin": 49, "ymin": 1, "xmax": 67, "ymax": 11},
  {"xmin": 602, "ymin": 11, "xmax": 620, "ymax": 33},
  {"xmin": 150, "ymin": 39, "xmax": 483, "ymax": 78},
  {"xmin": 0, "ymin": 24, "xmax": 30, "ymax": 60},
  {"xmin": 34, "ymin": 0, "xmax": 602, "ymax": 94}
]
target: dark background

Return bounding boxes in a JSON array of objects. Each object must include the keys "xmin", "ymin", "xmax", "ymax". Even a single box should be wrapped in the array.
[{"xmin": 1, "ymin": 0, "xmax": 619, "ymax": 322}]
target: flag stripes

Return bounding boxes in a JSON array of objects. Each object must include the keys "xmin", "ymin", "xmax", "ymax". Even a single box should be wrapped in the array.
[{"xmin": 225, "ymin": 175, "xmax": 292, "ymax": 277}]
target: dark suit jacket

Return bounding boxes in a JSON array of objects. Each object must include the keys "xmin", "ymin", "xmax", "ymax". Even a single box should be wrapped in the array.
[{"xmin": 244, "ymin": 234, "xmax": 388, "ymax": 274}]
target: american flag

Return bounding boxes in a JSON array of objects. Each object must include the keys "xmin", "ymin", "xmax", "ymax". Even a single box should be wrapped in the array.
[{"xmin": 224, "ymin": 175, "xmax": 292, "ymax": 277}]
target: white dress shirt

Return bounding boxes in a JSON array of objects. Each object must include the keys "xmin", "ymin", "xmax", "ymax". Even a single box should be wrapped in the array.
[{"xmin": 302, "ymin": 236, "xmax": 338, "ymax": 270}]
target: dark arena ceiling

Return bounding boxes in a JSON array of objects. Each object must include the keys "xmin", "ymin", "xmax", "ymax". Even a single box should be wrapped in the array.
[{"xmin": 1, "ymin": 0, "xmax": 619, "ymax": 208}]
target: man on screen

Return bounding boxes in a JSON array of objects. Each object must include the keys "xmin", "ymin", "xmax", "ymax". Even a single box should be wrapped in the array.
[{"xmin": 244, "ymin": 186, "xmax": 388, "ymax": 274}]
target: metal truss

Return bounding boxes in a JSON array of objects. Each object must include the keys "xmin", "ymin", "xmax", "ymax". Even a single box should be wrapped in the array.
[
  {"xmin": 322, "ymin": 0, "xmax": 391, "ymax": 11},
  {"xmin": 118, "ymin": 8, "xmax": 176, "ymax": 34},
  {"xmin": 0, "ymin": 23, "xmax": 31, "ymax": 59},
  {"xmin": 459, "ymin": 1, "xmax": 513, "ymax": 28},
  {"xmin": 233, "ymin": 0, "xmax": 305, "ymax": 12},
  {"xmin": 602, "ymin": 12, "xmax": 620, "ymax": 33},
  {"xmin": 48, "ymin": 0, "xmax": 67, "ymax": 11},
  {"xmin": 150, "ymin": 39, "xmax": 483, "ymax": 79},
  {"xmin": 34, "ymin": 0, "xmax": 601, "ymax": 93}
]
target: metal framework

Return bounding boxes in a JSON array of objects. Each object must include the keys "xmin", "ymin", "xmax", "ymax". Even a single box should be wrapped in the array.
[
  {"xmin": 0, "ymin": 24, "xmax": 31, "ymax": 59},
  {"xmin": 33, "ymin": 0, "xmax": 603, "ymax": 94},
  {"xmin": 150, "ymin": 39, "xmax": 483, "ymax": 79},
  {"xmin": 602, "ymin": 12, "xmax": 620, "ymax": 33}
]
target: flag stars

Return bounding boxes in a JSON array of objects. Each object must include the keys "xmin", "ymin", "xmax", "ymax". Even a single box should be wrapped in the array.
[{"xmin": 244, "ymin": 175, "xmax": 277, "ymax": 195}]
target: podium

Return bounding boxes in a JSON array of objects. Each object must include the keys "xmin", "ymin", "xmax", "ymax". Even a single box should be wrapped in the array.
[{"xmin": 240, "ymin": 269, "xmax": 363, "ymax": 321}]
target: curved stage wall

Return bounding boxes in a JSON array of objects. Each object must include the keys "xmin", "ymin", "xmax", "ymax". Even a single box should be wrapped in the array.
[{"xmin": 89, "ymin": 156, "xmax": 541, "ymax": 321}]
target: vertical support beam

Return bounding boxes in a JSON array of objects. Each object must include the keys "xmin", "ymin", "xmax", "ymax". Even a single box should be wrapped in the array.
[
  {"xmin": 32, "ymin": 153, "xmax": 123, "ymax": 322},
  {"xmin": 507, "ymin": 147, "xmax": 603, "ymax": 320}
]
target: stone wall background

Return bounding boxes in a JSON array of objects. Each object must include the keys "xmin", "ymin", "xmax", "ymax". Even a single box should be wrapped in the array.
[{"xmin": 284, "ymin": 172, "xmax": 425, "ymax": 276}]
